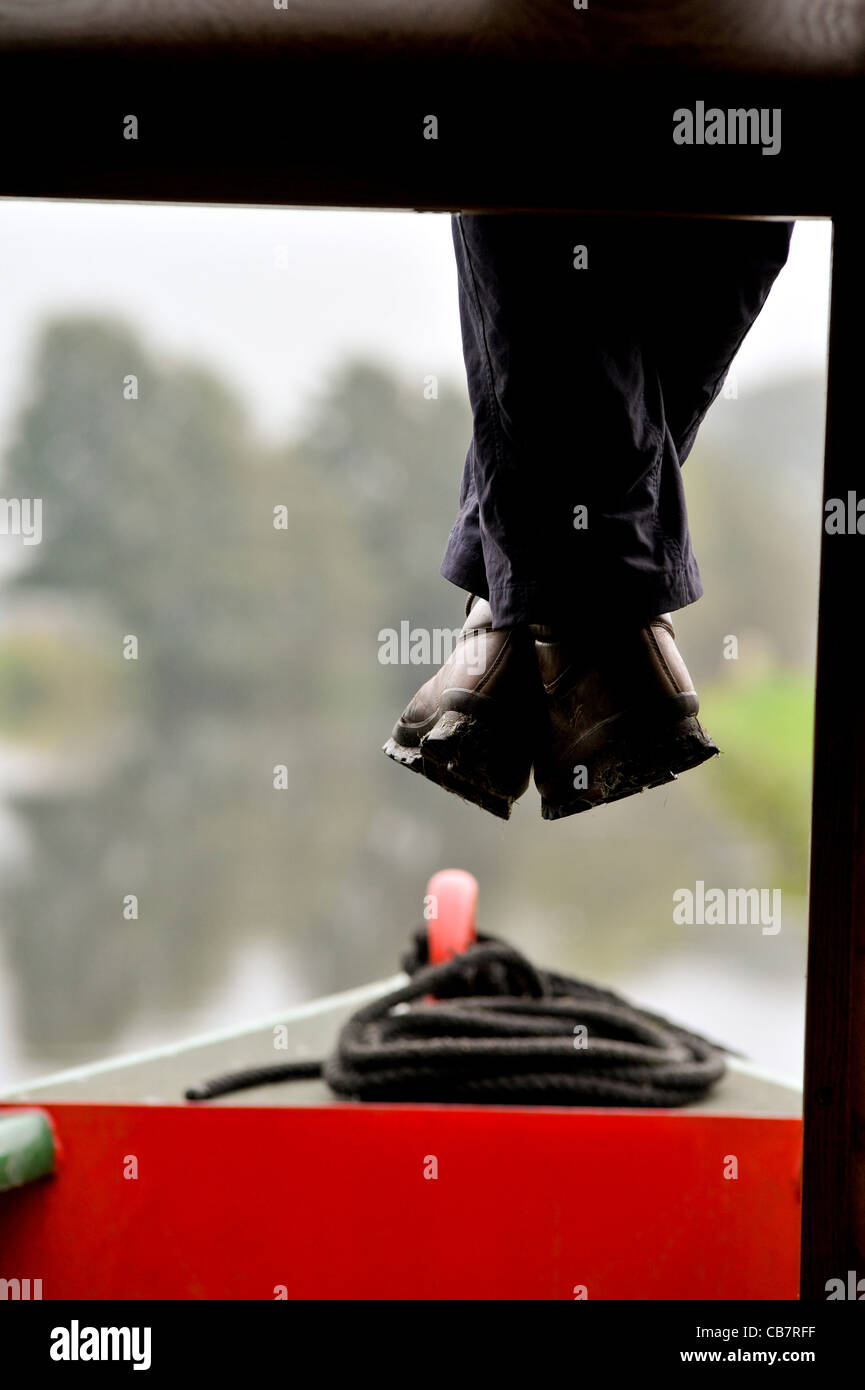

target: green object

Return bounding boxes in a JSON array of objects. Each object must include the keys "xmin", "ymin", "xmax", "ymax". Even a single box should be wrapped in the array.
[{"xmin": 0, "ymin": 1111, "xmax": 56, "ymax": 1192}]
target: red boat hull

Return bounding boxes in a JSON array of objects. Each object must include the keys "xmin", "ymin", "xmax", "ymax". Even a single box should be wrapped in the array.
[{"xmin": 1, "ymin": 1100, "xmax": 800, "ymax": 1300}]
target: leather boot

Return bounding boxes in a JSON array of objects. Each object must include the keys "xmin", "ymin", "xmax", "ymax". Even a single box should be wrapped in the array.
[
  {"xmin": 383, "ymin": 596, "xmax": 542, "ymax": 819},
  {"xmin": 531, "ymin": 614, "xmax": 719, "ymax": 820}
]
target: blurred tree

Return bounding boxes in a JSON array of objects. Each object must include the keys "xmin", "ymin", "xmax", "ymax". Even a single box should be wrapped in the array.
[{"xmin": 675, "ymin": 373, "xmax": 824, "ymax": 680}]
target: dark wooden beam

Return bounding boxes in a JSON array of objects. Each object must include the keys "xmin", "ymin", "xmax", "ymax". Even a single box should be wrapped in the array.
[
  {"xmin": 0, "ymin": 1, "xmax": 863, "ymax": 212},
  {"xmin": 800, "ymin": 219, "xmax": 865, "ymax": 1300},
  {"xmin": 1, "ymin": 0, "xmax": 863, "ymax": 77}
]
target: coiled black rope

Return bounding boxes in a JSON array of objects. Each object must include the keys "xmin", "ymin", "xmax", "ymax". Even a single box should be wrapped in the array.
[{"xmin": 186, "ymin": 929, "xmax": 727, "ymax": 1106}]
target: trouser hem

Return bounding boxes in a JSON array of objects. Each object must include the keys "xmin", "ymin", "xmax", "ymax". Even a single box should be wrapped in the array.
[{"xmin": 440, "ymin": 559, "xmax": 703, "ymax": 630}]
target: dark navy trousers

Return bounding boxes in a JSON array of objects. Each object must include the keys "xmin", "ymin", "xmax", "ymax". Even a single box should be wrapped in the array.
[{"xmin": 441, "ymin": 214, "xmax": 793, "ymax": 630}]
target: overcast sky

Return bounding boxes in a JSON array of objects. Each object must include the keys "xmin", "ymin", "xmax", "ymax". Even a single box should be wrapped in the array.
[{"xmin": 0, "ymin": 201, "xmax": 832, "ymax": 456}]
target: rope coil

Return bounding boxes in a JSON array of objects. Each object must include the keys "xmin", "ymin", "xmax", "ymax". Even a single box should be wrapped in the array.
[{"xmin": 186, "ymin": 930, "xmax": 727, "ymax": 1106}]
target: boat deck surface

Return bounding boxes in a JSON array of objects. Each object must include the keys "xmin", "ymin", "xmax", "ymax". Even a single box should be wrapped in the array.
[{"xmin": 1, "ymin": 976, "xmax": 802, "ymax": 1115}]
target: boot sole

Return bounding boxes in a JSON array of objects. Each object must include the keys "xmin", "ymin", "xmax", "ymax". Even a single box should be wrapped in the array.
[
  {"xmin": 383, "ymin": 691, "xmax": 532, "ymax": 821},
  {"xmin": 539, "ymin": 706, "xmax": 719, "ymax": 821}
]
